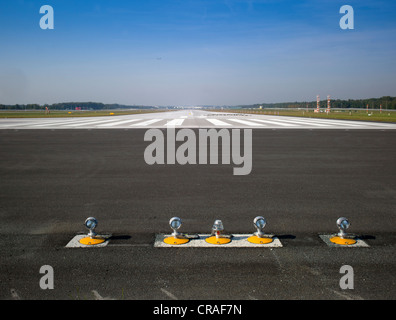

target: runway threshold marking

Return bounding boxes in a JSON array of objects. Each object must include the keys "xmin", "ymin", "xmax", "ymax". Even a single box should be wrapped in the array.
[
  {"xmin": 206, "ymin": 119, "xmax": 232, "ymax": 126},
  {"xmin": 166, "ymin": 119, "xmax": 185, "ymax": 126},
  {"xmin": 248, "ymin": 118, "xmax": 300, "ymax": 127},
  {"xmin": 270, "ymin": 117, "xmax": 332, "ymax": 127},
  {"xmin": 96, "ymin": 119, "xmax": 142, "ymax": 127},
  {"xmin": 130, "ymin": 119, "xmax": 163, "ymax": 126},
  {"xmin": 227, "ymin": 119, "xmax": 266, "ymax": 127},
  {"xmin": 60, "ymin": 118, "xmax": 119, "ymax": 127}
]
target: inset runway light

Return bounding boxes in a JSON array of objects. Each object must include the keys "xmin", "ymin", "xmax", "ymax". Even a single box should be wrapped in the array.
[
  {"xmin": 329, "ymin": 217, "xmax": 357, "ymax": 245},
  {"xmin": 79, "ymin": 217, "xmax": 106, "ymax": 245},
  {"xmin": 247, "ymin": 216, "xmax": 273, "ymax": 244},
  {"xmin": 205, "ymin": 219, "xmax": 232, "ymax": 245},
  {"xmin": 163, "ymin": 217, "xmax": 190, "ymax": 245}
]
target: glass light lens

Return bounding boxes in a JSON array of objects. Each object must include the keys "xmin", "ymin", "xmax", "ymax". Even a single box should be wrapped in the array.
[
  {"xmin": 85, "ymin": 217, "xmax": 97, "ymax": 230},
  {"xmin": 170, "ymin": 217, "xmax": 182, "ymax": 230},
  {"xmin": 254, "ymin": 216, "xmax": 266, "ymax": 230},
  {"xmin": 337, "ymin": 217, "xmax": 350, "ymax": 230},
  {"xmin": 212, "ymin": 220, "xmax": 224, "ymax": 231}
]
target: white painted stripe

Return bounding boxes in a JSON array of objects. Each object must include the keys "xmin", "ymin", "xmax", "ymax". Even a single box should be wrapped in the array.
[
  {"xmin": 29, "ymin": 118, "xmax": 100, "ymax": 127},
  {"xmin": 288, "ymin": 117, "xmax": 364, "ymax": 127},
  {"xmin": 265, "ymin": 116, "xmax": 396, "ymax": 128},
  {"xmin": 300, "ymin": 117, "xmax": 390, "ymax": 127},
  {"xmin": 10, "ymin": 289, "xmax": 21, "ymax": 300},
  {"xmin": 270, "ymin": 118, "xmax": 387, "ymax": 127},
  {"xmin": 62, "ymin": 118, "xmax": 119, "ymax": 127},
  {"xmin": 205, "ymin": 119, "xmax": 232, "ymax": 126},
  {"xmin": 248, "ymin": 118, "xmax": 299, "ymax": 127},
  {"xmin": 0, "ymin": 118, "xmax": 77, "ymax": 127},
  {"xmin": 92, "ymin": 290, "xmax": 115, "ymax": 300},
  {"xmin": 166, "ymin": 119, "xmax": 185, "ymax": 126},
  {"xmin": 227, "ymin": 119, "xmax": 266, "ymax": 126},
  {"xmin": 270, "ymin": 118, "xmax": 332, "ymax": 127},
  {"xmin": 160, "ymin": 288, "xmax": 179, "ymax": 300},
  {"xmin": 0, "ymin": 121, "xmax": 39, "ymax": 128},
  {"xmin": 130, "ymin": 119, "xmax": 163, "ymax": 126},
  {"xmin": 96, "ymin": 119, "xmax": 142, "ymax": 127}
]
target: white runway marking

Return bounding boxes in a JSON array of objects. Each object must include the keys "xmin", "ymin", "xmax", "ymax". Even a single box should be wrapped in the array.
[
  {"xmin": 160, "ymin": 288, "xmax": 179, "ymax": 300},
  {"xmin": 272, "ymin": 117, "xmax": 332, "ymax": 127},
  {"xmin": 96, "ymin": 119, "xmax": 142, "ymax": 127},
  {"xmin": 62, "ymin": 118, "xmax": 119, "ymax": 127},
  {"xmin": 130, "ymin": 119, "xmax": 163, "ymax": 126},
  {"xmin": 206, "ymin": 118, "xmax": 232, "ymax": 126},
  {"xmin": 166, "ymin": 119, "xmax": 185, "ymax": 126},
  {"xmin": 1, "ymin": 111, "xmax": 396, "ymax": 130},
  {"xmin": 29, "ymin": 118, "xmax": 97, "ymax": 127},
  {"xmin": 10, "ymin": 289, "xmax": 21, "ymax": 300},
  {"xmin": 92, "ymin": 290, "xmax": 115, "ymax": 300},
  {"xmin": 248, "ymin": 118, "xmax": 299, "ymax": 127},
  {"xmin": 227, "ymin": 119, "xmax": 266, "ymax": 127}
]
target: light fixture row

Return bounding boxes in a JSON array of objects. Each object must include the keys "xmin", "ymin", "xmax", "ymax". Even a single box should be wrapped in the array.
[
  {"xmin": 78, "ymin": 216, "xmax": 356, "ymax": 246},
  {"xmin": 163, "ymin": 216, "xmax": 355, "ymax": 246}
]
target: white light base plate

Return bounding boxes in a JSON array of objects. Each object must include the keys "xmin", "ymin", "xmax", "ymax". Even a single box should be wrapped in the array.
[
  {"xmin": 65, "ymin": 234, "xmax": 112, "ymax": 248},
  {"xmin": 319, "ymin": 234, "xmax": 369, "ymax": 247}
]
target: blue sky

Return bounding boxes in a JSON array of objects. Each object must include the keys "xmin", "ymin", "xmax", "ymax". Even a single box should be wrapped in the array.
[{"xmin": 0, "ymin": 0, "xmax": 395, "ymax": 106}]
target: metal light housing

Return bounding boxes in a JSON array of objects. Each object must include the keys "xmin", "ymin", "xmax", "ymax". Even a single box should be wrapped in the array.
[
  {"xmin": 212, "ymin": 220, "xmax": 224, "ymax": 235},
  {"xmin": 206, "ymin": 219, "xmax": 231, "ymax": 245},
  {"xmin": 84, "ymin": 217, "xmax": 98, "ymax": 238},
  {"xmin": 164, "ymin": 217, "xmax": 190, "ymax": 245},
  {"xmin": 169, "ymin": 217, "xmax": 182, "ymax": 237},
  {"xmin": 336, "ymin": 217, "xmax": 350, "ymax": 238},
  {"xmin": 253, "ymin": 216, "xmax": 267, "ymax": 238}
]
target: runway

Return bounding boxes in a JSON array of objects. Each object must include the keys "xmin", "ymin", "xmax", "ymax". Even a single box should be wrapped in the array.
[
  {"xmin": 1, "ymin": 112, "xmax": 396, "ymax": 301},
  {"xmin": 1, "ymin": 110, "xmax": 396, "ymax": 130}
]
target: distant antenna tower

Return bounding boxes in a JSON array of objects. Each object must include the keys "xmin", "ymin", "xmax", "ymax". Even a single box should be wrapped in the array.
[{"xmin": 316, "ymin": 95, "xmax": 320, "ymax": 113}]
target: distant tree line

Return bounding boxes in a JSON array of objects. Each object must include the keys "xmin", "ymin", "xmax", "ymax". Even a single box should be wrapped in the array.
[
  {"xmin": 234, "ymin": 96, "xmax": 396, "ymax": 110},
  {"xmin": 1, "ymin": 96, "xmax": 395, "ymax": 110},
  {"xmin": 0, "ymin": 102, "xmax": 158, "ymax": 110}
]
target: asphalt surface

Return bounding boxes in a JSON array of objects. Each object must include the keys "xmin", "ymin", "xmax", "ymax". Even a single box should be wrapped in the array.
[{"xmin": 0, "ymin": 126, "xmax": 395, "ymax": 303}]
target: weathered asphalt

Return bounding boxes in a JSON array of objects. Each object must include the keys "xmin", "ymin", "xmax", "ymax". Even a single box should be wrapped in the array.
[{"xmin": 0, "ymin": 129, "xmax": 395, "ymax": 303}]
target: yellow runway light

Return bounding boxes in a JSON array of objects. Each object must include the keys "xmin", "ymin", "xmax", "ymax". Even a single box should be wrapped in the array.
[
  {"xmin": 329, "ymin": 236, "xmax": 357, "ymax": 245},
  {"xmin": 79, "ymin": 236, "xmax": 106, "ymax": 245},
  {"xmin": 79, "ymin": 217, "xmax": 106, "ymax": 246},
  {"xmin": 247, "ymin": 235, "xmax": 273, "ymax": 244},
  {"xmin": 205, "ymin": 220, "xmax": 232, "ymax": 245},
  {"xmin": 205, "ymin": 236, "xmax": 231, "ymax": 245},
  {"xmin": 330, "ymin": 217, "xmax": 357, "ymax": 245},
  {"xmin": 163, "ymin": 217, "xmax": 190, "ymax": 245},
  {"xmin": 163, "ymin": 236, "xmax": 190, "ymax": 245}
]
